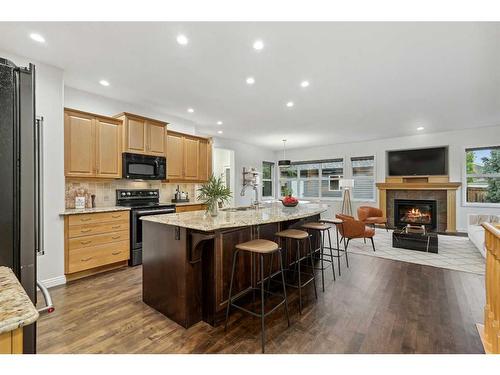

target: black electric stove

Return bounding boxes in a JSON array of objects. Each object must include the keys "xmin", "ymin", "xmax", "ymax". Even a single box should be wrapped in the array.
[{"xmin": 116, "ymin": 189, "xmax": 176, "ymax": 266}]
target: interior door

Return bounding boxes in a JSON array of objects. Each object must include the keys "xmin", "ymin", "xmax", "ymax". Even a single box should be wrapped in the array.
[
  {"xmin": 64, "ymin": 111, "xmax": 95, "ymax": 177},
  {"xmin": 147, "ymin": 121, "xmax": 166, "ymax": 156},
  {"xmin": 166, "ymin": 133, "xmax": 184, "ymax": 179},
  {"xmin": 184, "ymin": 137, "xmax": 200, "ymax": 180},
  {"xmin": 96, "ymin": 118, "xmax": 121, "ymax": 178},
  {"xmin": 126, "ymin": 117, "xmax": 146, "ymax": 153}
]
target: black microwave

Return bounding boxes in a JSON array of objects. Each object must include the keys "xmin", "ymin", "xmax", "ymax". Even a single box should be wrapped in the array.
[{"xmin": 122, "ymin": 153, "xmax": 166, "ymax": 180}]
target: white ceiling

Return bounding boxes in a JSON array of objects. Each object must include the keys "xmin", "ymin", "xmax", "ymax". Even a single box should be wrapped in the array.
[{"xmin": 0, "ymin": 22, "xmax": 499, "ymax": 150}]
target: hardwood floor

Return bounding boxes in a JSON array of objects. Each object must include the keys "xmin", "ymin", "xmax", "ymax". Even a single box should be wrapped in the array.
[{"xmin": 37, "ymin": 253, "xmax": 485, "ymax": 354}]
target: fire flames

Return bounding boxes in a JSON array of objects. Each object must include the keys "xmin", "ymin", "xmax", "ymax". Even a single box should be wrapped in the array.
[{"xmin": 404, "ymin": 208, "xmax": 431, "ymax": 223}]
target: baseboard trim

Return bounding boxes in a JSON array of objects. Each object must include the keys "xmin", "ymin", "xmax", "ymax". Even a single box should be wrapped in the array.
[{"xmin": 40, "ymin": 275, "xmax": 66, "ymax": 289}]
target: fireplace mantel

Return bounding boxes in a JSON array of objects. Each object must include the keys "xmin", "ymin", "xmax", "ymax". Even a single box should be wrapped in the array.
[{"xmin": 376, "ymin": 176, "xmax": 461, "ymax": 233}]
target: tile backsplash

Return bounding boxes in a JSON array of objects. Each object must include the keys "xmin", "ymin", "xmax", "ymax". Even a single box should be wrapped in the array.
[{"xmin": 65, "ymin": 179, "xmax": 202, "ymax": 208}]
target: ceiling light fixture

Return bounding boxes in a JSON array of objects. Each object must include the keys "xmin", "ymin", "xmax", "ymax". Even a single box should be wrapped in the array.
[
  {"xmin": 217, "ymin": 130, "xmax": 223, "ymax": 134},
  {"xmin": 176, "ymin": 34, "xmax": 189, "ymax": 45},
  {"xmin": 253, "ymin": 39, "xmax": 264, "ymax": 51},
  {"xmin": 286, "ymin": 101, "xmax": 294, "ymax": 108},
  {"xmin": 29, "ymin": 33, "xmax": 45, "ymax": 43},
  {"xmin": 246, "ymin": 77, "xmax": 255, "ymax": 85},
  {"xmin": 417, "ymin": 126, "xmax": 425, "ymax": 131},
  {"xmin": 187, "ymin": 108, "xmax": 194, "ymax": 113},
  {"xmin": 278, "ymin": 139, "xmax": 291, "ymax": 167},
  {"xmin": 217, "ymin": 121, "xmax": 223, "ymax": 125},
  {"xmin": 300, "ymin": 80, "xmax": 310, "ymax": 88},
  {"xmin": 99, "ymin": 80, "xmax": 110, "ymax": 87}
]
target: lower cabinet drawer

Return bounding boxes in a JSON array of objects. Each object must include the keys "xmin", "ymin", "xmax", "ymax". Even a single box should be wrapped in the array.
[
  {"xmin": 68, "ymin": 220, "xmax": 129, "ymax": 238},
  {"xmin": 68, "ymin": 230, "xmax": 129, "ymax": 250},
  {"xmin": 67, "ymin": 240, "xmax": 129, "ymax": 274},
  {"xmin": 176, "ymin": 204, "xmax": 206, "ymax": 213}
]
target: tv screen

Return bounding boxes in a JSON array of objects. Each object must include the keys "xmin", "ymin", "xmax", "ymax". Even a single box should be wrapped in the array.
[{"xmin": 387, "ymin": 147, "xmax": 447, "ymax": 176}]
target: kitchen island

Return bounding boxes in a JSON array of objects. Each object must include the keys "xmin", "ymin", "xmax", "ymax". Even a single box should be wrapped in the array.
[{"xmin": 141, "ymin": 202, "xmax": 328, "ymax": 328}]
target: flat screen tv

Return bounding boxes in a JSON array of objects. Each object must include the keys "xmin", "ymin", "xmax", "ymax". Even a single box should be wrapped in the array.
[{"xmin": 387, "ymin": 147, "xmax": 448, "ymax": 176}]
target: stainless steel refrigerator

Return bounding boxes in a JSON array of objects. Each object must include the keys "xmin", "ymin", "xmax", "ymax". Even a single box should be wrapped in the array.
[{"xmin": 0, "ymin": 57, "xmax": 43, "ymax": 353}]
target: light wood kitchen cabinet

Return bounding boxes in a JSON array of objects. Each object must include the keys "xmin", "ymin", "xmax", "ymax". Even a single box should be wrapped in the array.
[
  {"xmin": 166, "ymin": 130, "xmax": 212, "ymax": 182},
  {"xmin": 64, "ymin": 210, "xmax": 130, "ymax": 281},
  {"xmin": 114, "ymin": 112, "xmax": 167, "ymax": 157},
  {"xmin": 0, "ymin": 328, "xmax": 23, "ymax": 354},
  {"xmin": 64, "ymin": 108, "xmax": 122, "ymax": 179},
  {"xmin": 175, "ymin": 204, "xmax": 207, "ymax": 213}
]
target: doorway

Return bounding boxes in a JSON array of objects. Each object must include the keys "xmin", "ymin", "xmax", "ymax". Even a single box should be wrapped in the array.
[{"xmin": 213, "ymin": 148, "xmax": 235, "ymax": 207}]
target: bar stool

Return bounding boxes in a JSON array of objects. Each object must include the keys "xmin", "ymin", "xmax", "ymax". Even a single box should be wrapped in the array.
[
  {"xmin": 225, "ymin": 239, "xmax": 290, "ymax": 353},
  {"xmin": 320, "ymin": 218, "xmax": 349, "ymax": 273},
  {"xmin": 301, "ymin": 222, "xmax": 336, "ymax": 291},
  {"xmin": 273, "ymin": 228, "xmax": 318, "ymax": 314}
]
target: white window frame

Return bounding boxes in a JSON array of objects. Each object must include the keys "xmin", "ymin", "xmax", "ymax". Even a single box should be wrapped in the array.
[
  {"xmin": 350, "ymin": 155, "xmax": 376, "ymax": 202},
  {"xmin": 279, "ymin": 159, "xmax": 344, "ymax": 201},
  {"xmin": 261, "ymin": 161, "xmax": 275, "ymax": 200},
  {"xmin": 463, "ymin": 146, "xmax": 500, "ymax": 208}
]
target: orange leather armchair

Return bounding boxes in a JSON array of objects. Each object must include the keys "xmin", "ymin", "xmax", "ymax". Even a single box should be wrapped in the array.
[
  {"xmin": 357, "ymin": 206, "xmax": 388, "ymax": 231},
  {"xmin": 336, "ymin": 214, "xmax": 376, "ymax": 251}
]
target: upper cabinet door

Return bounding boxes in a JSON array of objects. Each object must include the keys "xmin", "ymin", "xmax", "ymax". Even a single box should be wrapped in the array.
[
  {"xmin": 167, "ymin": 133, "xmax": 184, "ymax": 179},
  {"xmin": 184, "ymin": 137, "xmax": 200, "ymax": 180},
  {"xmin": 126, "ymin": 117, "xmax": 147, "ymax": 153},
  {"xmin": 147, "ymin": 121, "xmax": 166, "ymax": 156},
  {"xmin": 64, "ymin": 111, "xmax": 95, "ymax": 177},
  {"xmin": 198, "ymin": 140, "xmax": 209, "ymax": 181},
  {"xmin": 95, "ymin": 118, "xmax": 122, "ymax": 178}
]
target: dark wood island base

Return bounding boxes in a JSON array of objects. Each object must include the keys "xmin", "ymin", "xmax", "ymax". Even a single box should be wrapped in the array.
[{"xmin": 142, "ymin": 212, "xmax": 322, "ymax": 328}]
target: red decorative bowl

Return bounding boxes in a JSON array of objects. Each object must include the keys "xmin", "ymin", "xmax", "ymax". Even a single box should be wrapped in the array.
[{"xmin": 281, "ymin": 199, "xmax": 299, "ymax": 207}]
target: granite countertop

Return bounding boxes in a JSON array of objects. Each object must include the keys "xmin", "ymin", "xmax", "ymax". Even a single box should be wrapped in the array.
[
  {"xmin": 141, "ymin": 202, "xmax": 328, "ymax": 232},
  {"xmin": 60, "ymin": 206, "xmax": 131, "ymax": 216},
  {"xmin": 0, "ymin": 267, "xmax": 39, "ymax": 335}
]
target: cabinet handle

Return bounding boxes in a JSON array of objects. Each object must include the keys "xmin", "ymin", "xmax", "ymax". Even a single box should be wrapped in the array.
[
  {"xmin": 80, "ymin": 240, "xmax": 92, "ymax": 245},
  {"xmin": 80, "ymin": 229, "xmax": 92, "ymax": 233},
  {"xmin": 80, "ymin": 217, "xmax": 91, "ymax": 222},
  {"xmin": 111, "ymin": 214, "xmax": 121, "ymax": 218},
  {"xmin": 111, "ymin": 235, "xmax": 121, "ymax": 239},
  {"xmin": 81, "ymin": 257, "xmax": 93, "ymax": 262},
  {"xmin": 112, "ymin": 251, "xmax": 121, "ymax": 255},
  {"xmin": 111, "ymin": 225, "xmax": 121, "ymax": 229}
]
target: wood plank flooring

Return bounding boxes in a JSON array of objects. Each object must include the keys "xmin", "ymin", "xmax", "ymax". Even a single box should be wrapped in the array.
[{"xmin": 36, "ymin": 253, "xmax": 485, "ymax": 353}]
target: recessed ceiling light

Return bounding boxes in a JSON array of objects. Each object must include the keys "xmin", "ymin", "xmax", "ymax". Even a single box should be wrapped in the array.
[
  {"xmin": 300, "ymin": 80, "xmax": 310, "ymax": 88},
  {"xmin": 99, "ymin": 80, "xmax": 110, "ymax": 87},
  {"xmin": 29, "ymin": 33, "xmax": 45, "ymax": 43},
  {"xmin": 217, "ymin": 130, "xmax": 223, "ymax": 134},
  {"xmin": 187, "ymin": 108, "xmax": 194, "ymax": 113},
  {"xmin": 286, "ymin": 101, "xmax": 294, "ymax": 108},
  {"xmin": 417, "ymin": 126, "xmax": 425, "ymax": 131},
  {"xmin": 176, "ymin": 34, "xmax": 189, "ymax": 45},
  {"xmin": 253, "ymin": 39, "xmax": 264, "ymax": 51},
  {"xmin": 246, "ymin": 77, "xmax": 255, "ymax": 85},
  {"xmin": 217, "ymin": 121, "xmax": 223, "ymax": 125}
]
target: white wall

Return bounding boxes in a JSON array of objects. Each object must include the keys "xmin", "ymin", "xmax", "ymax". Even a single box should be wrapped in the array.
[
  {"xmin": 0, "ymin": 50, "xmax": 66, "ymax": 287},
  {"xmin": 213, "ymin": 138, "xmax": 275, "ymax": 206},
  {"xmin": 64, "ymin": 87, "xmax": 197, "ymax": 134},
  {"xmin": 276, "ymin": 126, "xmax": 500, "ymax": 231}
]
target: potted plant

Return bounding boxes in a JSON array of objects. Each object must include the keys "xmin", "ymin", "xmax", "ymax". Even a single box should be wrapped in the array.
[{"xmin": 197, "ymin": 174, "xmax": 232, "ymax": 216}]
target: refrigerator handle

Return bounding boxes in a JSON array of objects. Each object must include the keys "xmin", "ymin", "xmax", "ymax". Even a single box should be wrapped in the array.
[{"xmin": 35, "ymin": 116, "xmax": 44, "ymax": 256}]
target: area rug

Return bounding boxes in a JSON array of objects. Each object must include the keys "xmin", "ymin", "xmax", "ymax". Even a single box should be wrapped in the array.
[{"xmin": 338, "ymin": 229, "xmax": 485, "ymax": 275}]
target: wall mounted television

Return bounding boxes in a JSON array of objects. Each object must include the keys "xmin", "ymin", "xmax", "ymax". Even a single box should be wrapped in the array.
[{"xmin": 387, "ymin": 147, "xmax": 448, "ymax": 176}]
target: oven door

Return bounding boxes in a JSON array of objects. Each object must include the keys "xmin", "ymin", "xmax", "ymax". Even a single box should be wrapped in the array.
[
  {"xmin": 122, "ymin": 153, "xmax": 166, "ymax": 180},
  {"xmin": 131, "ymin": 207, "xmax": 176, "ymax": 250}
]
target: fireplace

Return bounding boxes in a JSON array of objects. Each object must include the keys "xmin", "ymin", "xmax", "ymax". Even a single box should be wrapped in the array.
[{"xmin": 394, "ymin": 199, "xmax": 437, "ymax": 230}]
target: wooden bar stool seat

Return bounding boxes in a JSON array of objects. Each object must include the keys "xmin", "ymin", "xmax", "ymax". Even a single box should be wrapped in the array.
[
  {"xmin": 225, "ymin": 238, "xmax": 290, "ymax": 353},
  {"xmin": 236, "ymin": 239, "xmax": 278, "ymax": 253},
  {"xmin": 275, "ymin": 228, "xmax": 309, "ymax": 240},
  {"xmin": 301, "ymin": 222, "xmax": 336, "ymax": 291}
]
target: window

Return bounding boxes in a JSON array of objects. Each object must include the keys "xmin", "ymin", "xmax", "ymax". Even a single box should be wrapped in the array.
[
  {"xmin": 279, "ymin": 159, "xmax": 344, "ymax": 199},
  {"xmin": 465, "ymin": 147, "xmax": 500, "ymax": 204},
  {"xmin": 351, "ymin": 156, "xmax": 375, "ymax": 201},
  {"xmin": 262, "ymin": 161, "xmax": 274, "ymax": 198}
]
